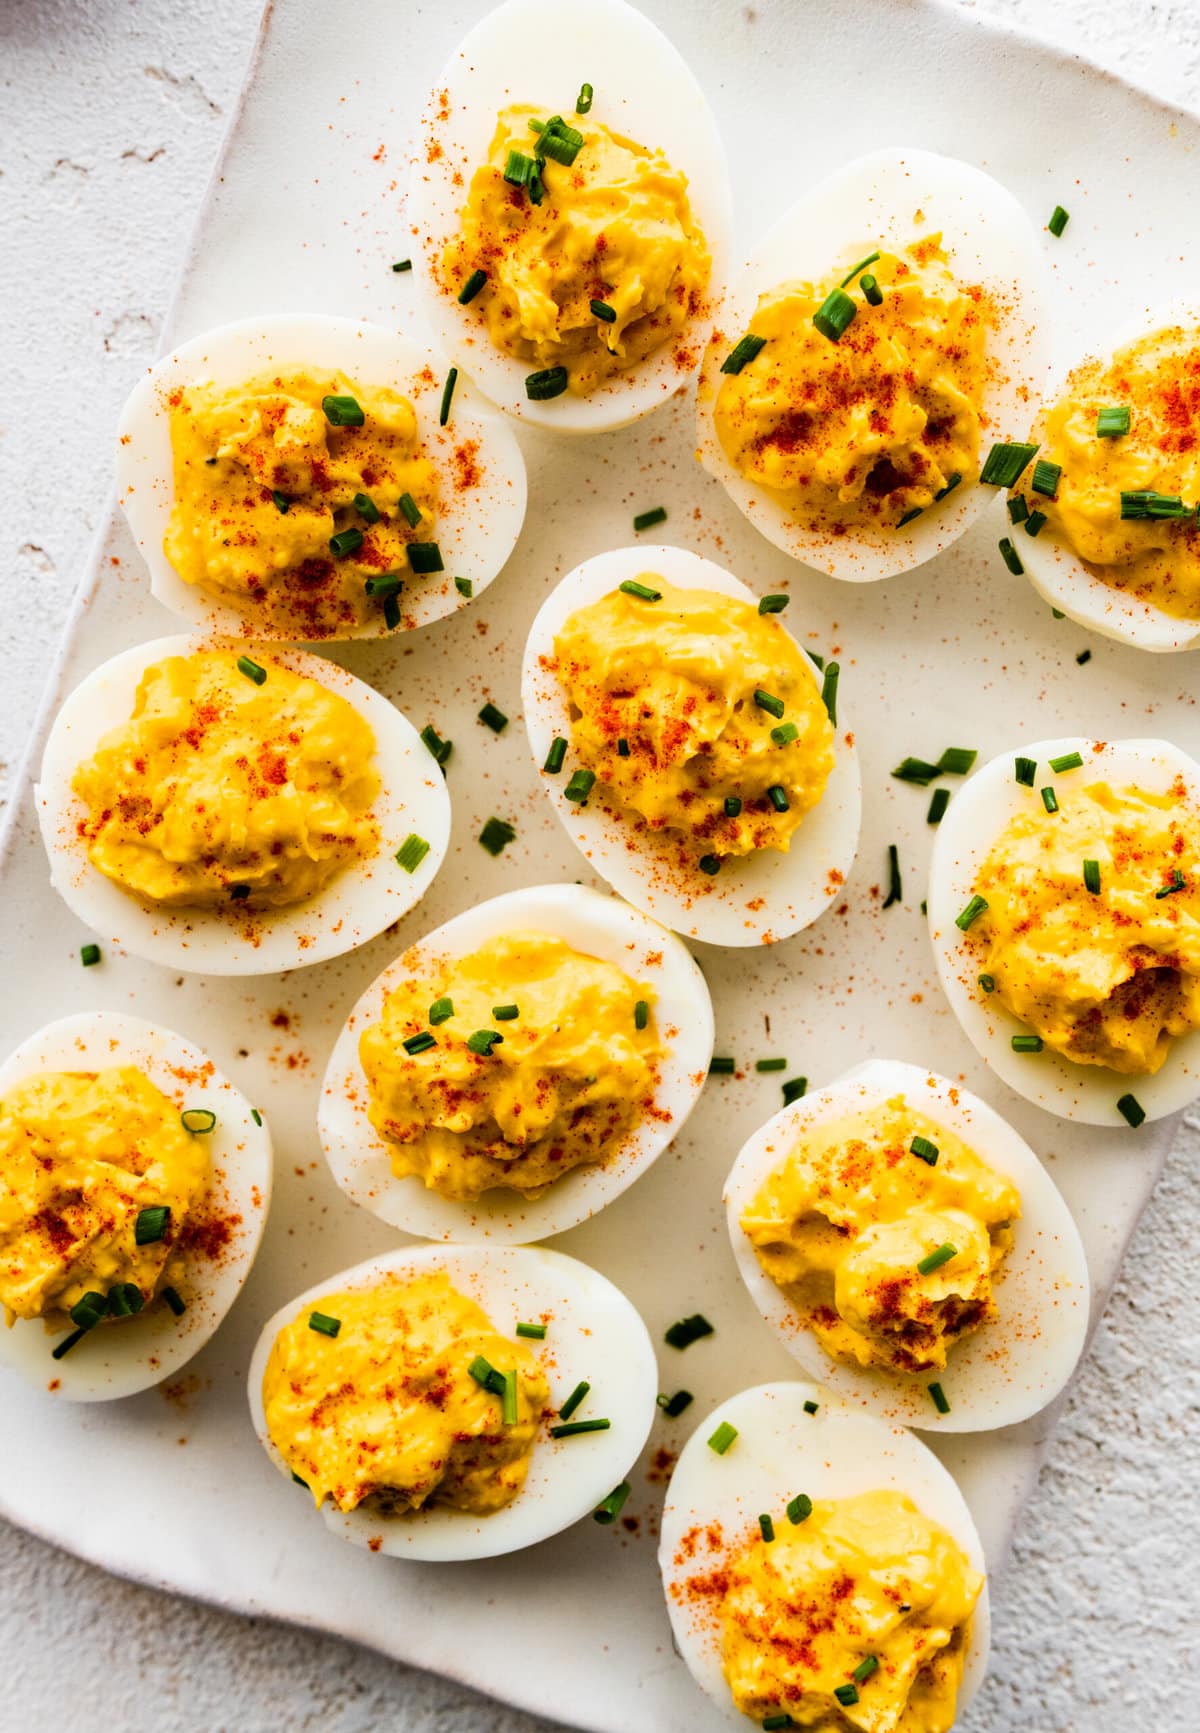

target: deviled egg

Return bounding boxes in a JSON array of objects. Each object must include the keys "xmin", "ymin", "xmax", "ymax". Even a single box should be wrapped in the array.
[
  {"xmin": 520, "ymin": 546, "xmax": 861, "ymax": 946},
  {"xmin": 1011, "ymin": 297, "xmax": 1200, "ymax": 651},
  {"xmin": 319, "ymin": 882, "xmax": 713, "ymax": 1241},
  {"xmin": 660, "ymin": 1382, "xmax": 989, "ymax": 1729},
  {"xmin": 724, "ymin": 1061, "xmax": 1089, "ymax": 1432},
  {"xmin": 248, "ymin": 1241, "xmax": 657, "ymax": 1560},
  {"xmin": 929, "ymin": 736, "xmax": 1200, "ymax": 1123},
  {"xmin": 407, "ymin": 0, "xmax": 731, "ymax": 433},
  {"xmin": 697, "ymin": 147, "xmax": 1049, "ymax": 581},
  {"xmin": 116, "ymin": 315, "xmax": 527, "ymax": 639},
  {"xmin": 36, "ymin": 636, "xmax": 449, "ymax": 975},
  {"xmin": 0, "ymin": 1011, "xmax": 271, "ymax": 1401}
]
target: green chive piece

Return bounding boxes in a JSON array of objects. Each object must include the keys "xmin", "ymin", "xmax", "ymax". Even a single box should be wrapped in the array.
[
  {"xmin": 271, "ymin": 489, "xmax": 291, "ymax": 515},
  {"xmin": 407, "ymin": 541, "xmax": 444, "ymax": 574},
  {"xmin": 934, "ymin": 472, "xmax": 963, "ymax": 502},
  {"xmin": 353, "ymin": 491, "xmax": 380, "ymax": 524},
  {"xmin": 526, "ymin": 366, "xmax": 569, "ymax": 401},
  {"xmin": 392, "ymin": 258, "xmax": 412, "ymax": 273},
  {"xmin": 478, "ymin": 701, "xmax": 508, "ymax": 733},
  {"xmin": 403, "ymin": 1031, "xmax": 436, "ymax": 1056},
  {"xmin": 834, "ymin": 1686, "xmax": 859, "ymax": 1709},
  {"xmin": 1083, "ymin": 858, "xmax": 1102, "ymax": 894},
  {"xmin": 860, "ymin": 273, "xmax": 883, "ymax": 306},
  {"xmin": 364, "ymin": 572, "xmax": 403, "ymax": 598},
  {"xmin": 1012, "ymin": 1033, "xmax": 1044, "ymax": 1052},
  {"xmin": 770, "ymin": 722, "xmax": 799, "ymax": 746},
  {"xmin": 543, "ymin": 736, "xmax": 567, "ymax": 774},
  {"xmin": 503, "ymin": 148, "xmax": 534, "ymax": 188},
  {"xmin": 882, "ymin": 843, "xmax": 902, "ymax": 909},
  {"xmin": 893, "ymin": 756, "xmax": 941, "ymax": 786},
  {"xmin": 593, "ymin": 1481, "xmax": 631, "ymax": 1525},
  {"xmin": 308, "ymin": 1311, "xmax": 341, "ymax": 1338},
  {"xmin": 758, "ymin": 1513, "xmax": 775, "ymax": 1542},
  {"xmin": 756, "ymin": 1057, "xmax": 787, "ymax": 1073},
  {"xmin": 724, "ymin": 796, "xmax": 743, "ymax": 817},
  {"xmin": 398, "ymin": 492, "xmax": 422, "ymax": 527},
  {"xmin": 479, "ymin": 816, "xmax": 516, "ymax": 855},
  {"xmin": 937, "ymin": 747, "xmax": 977, "ymax": 776},
  {"xmin": 787, "ymin": 1492, "xmax": 813, "ymax": 1524},
  {"xmin": 564, "ymin": 768, "xmax": 596, "ymax": 803},
  {"xmin": 927, "ymin": 787, "xmax": 950, "ymax": 825},
  {"xmin": 813, "ymin": 287, "xmax": 857, "ymax": 342},
  {"xmin": 708, "ymin": 1420, "xmax": 738, "ymax": 1455},
  {"xmin": 590, "ymin": 298, "xmax": 617, "ymax": 325},
  {"xmin": 917, "ymin": 1242, "xmax": 957, "ymax": 1276},
  {"xmin": 1026, "ymin": 509, "xmax": 1046, "ymax": 534},
  {"xmin": 820, "ymin": 661, "xmax": 840, "ymax": 725},
  {"xmin": 709, "ymin": 1056, "xmax": 735, "ymax": 1075},
  {"xmin": 956, "ymin": 895, "xmax": 988, "ymax": 930},
  {"xmin": 1097, "ymin": 405, "xmax": 1131, "ymax": 438},
  {"xmin": 840, "ymin": 250, "xmax": 880, "ymax": 287},
  {"xmin": 657, "ymin": 1389, "xmax": 694, "ymax": 1418},
  {"xmin": 455, "ymin": 576, "xmax": 473, "ymax": 598},
  {"xmin": 1050, "ymin": 751, "xmax": 1083, "ymax": 773},
  {"xmin": 80, "ymin": 943, "xmax": 101, "ymax": 967},
  {"xmin": 134, "ymin": 1205, "xmax": 170, "ymax": 1246},
  {"xmin": 619, "ymin": 578, "xmax": 662, "ymax": 602},
  {"xmin": 501, "ymin": 1368, "xmax": 518, "ymax": 1426},
  {"xmin": 558, "ymin": 1380, "xmax": 590, "ymax": 1420},
  {"xmin": 928, "ymin": 1382, "xmax": 951, "ymax": 1415},
  {"xmin": 754, "ymin": 688, "xmax": 785, "ymax": 719},
  {"xmin": 1032, "ymin": 459, "xmax": 1062, "ymax": 497},
  {"xmin": 1120, "ymin": 490, "xmax": 1192, "ymax": 520},
  {"xmin": 720, "ymin": 333, "xmax": 766, "ymax": 374},
  {"xmin": 768, "ymin": 785, "xmax": 790, "ymax": 812},
  {"xmin": 634, "ymin": 999, "xmax": 649, "ymax": 1031},
  {"xmin": 383, "ymin": 591, "xmax": 401, "ymax": 630},
  {"xmin": 395, "ymin": 834, "xmax": 430, "ymax": 874},
  {"xmin": 1008, "ymin": 494, "xmax": 1029, "ymax": 524},
  {"xmin": 782, "ymin": 1077, "xmax": 808, "ymax": 1106},
  {"xmin": 911, "ymin": 1135, "xmax": 939, "ymax": 1165},
  {"xmin": 758, "ymin": 594, "xmax": 789, "ymax": 614},
  {"xmin": 162, "ymin": 1285, "xmax": 186, "ymax": 1317},
  {"xmin": 698, "ymin": 854, "xmax": 722, "ymax": 876},
  {"xmin": 1042, "ymin": 787, "xmax": 1059, "ymax": 813},
  {"xmin": 998, "ymin": 536, "xmax": 1024, "ymax": 576},
  {"xmin": 550, "ymin": 1418, "xmax": 611, "ymax": 1438},
  {"xmin": 51, "ymin": 1326, "xmax": 88, "ymax": 1360},
  {"xmin": 492, "ymin": 1003, "xmax": 519, "ymax": 1021},
  {"xmin": 853, "ymin": 1656, "xmax": 880, "ymax": 1685},
  {"xmin": 420, "ymin": 723, "xmax": 452, "ymax": 768},
  {"xmin": 329, "ymin": 527, "xmax": 363, "ymax": 559},
  {"xmin": 180, "ymin": 1108, "xmax": 216, "ymax": 1134},
  {"xmin": 536, "ymin": 119, "xmax": 584, "ymax": 166},
  {"xmin": 1076, "ymin": 648, "xmax": 1092, "ymax": 664},
  {"xmin": 664, "ymin": 1314, "xmax": 713, "ymax": 1349},
  {"xmin": 633, "ymin": 505, "xmax": 667, "ymax": 532},
  {"xmin": 291, "ymin": 1472, "xmax": 309, "ymax": 1489},
  {"xmin": 467, "ymin": 1029, "xmax": 503, "ymax": 1056},
  {"xmin": 469, "ymin": 1354, "xmax": 497, "ymax": 1389},
  {"xmin": 1156, "ymin": 869, "xmax": 1187, "ymax": 899},
  {"xmin": 576, "ymin": 82, "xmax": 594, "ymax": 114},
  {"xmin": 322, "ymin": 394, "xmax": 364, "ymax": 427},
  {"xmin": 69, "ymin": 1291, "xmax": 108, "ymax": 1330},
  {"xmin": 236, "ymin": 654, "xmax": 267, "ymax": 686},
  {"xmin": 516, "ymin": 1321, "xmax": 546, "ymax": 1339},
  {"xmin": 803, "ymin": 1399, "xmax": 818, "ymax": 1414},
  {"xmin": 1015, "ymin": 756, "xmax": 1037, "ymax": 786},
  {"xmin": 897, "ymin": 507, "xmax": 923, "ymax": 528},
  {"xmin": 617, "ymin": 737, "xmax": 630, "ymax": 758},
  {"xmin": 980, "ymin": 441, "xmax": 1039, "ymax": 488},
  {"xmin": 979, "ymin": 973, "xmax": 996, "ymax": 993},
  {"xmin": 229, "ymin": 883, "xmax": 251, "ymax": 901},
  {"xmin": 1117, "ymin": 1092, "xmax": 1146, "ymax": 1127},
  {"xmin": 429, "ymin": 996, "xmax": 454, "ymax": 1025},
  {"xmin": 1048, "ymin": 204, "xmax": 1069, "ymax": 237},
  {"xmin": 107, "ymin": 1283, "xmax": 144, "ymax": 1318}
]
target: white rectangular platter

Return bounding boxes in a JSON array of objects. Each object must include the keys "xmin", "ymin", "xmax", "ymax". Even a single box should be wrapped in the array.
[{"xmin": 3, "ymin": 1, "xmax": 1198, "ymax": 1729}]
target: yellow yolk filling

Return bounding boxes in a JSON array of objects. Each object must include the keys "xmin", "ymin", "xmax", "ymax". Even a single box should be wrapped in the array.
[
  {"xmin": 261, "ymin": 1270, "xmax": 548, "ymax": 1515},
  {"xmin": 552, "ymin": 580, "xmax": 834, "ymax": 858},
  {"xmin": 741, "ymin": 1097, "xmax": 1019, "ymax": 1376},
  {"xmin": 359, "ymin": 932, "xmax": 658, "ymax": 1201},
  {"xmin": 971, "ymin": 779, "xmax": 1200, "ymax": 1074},
  {"xmin": 714, "ymin": 240, "xmax": 987, "ymax": 531},
  {"xmin": 0, "ymin": 1067, "xmax": 207, "ymax": 1325},
  {"xmin": 72, "ymin": 650, "xmax": 379, "ymax": 910},
  {"xmin": 444, "ymin": 105, "xmax": 710, "ymax": 396}
]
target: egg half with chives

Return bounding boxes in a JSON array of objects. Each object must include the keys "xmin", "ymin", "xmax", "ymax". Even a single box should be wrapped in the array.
[
  {"xmin": 520, "ymin": 545, "xmax": 861, "ymax": 947},
  {"xmin": 36, "ymin": 635, "xmax": 450, "ymax": 976},
  {"xmin": 0, "ymin": 1011, "xmax": 271, "ymax": 1401},
  {"xmin": 407, "ymin": 0, "xmax": 731, "ymax": 433},
  {"xmin": 723, "ymin": 1060, "xmax": 1089, "ymax": 1432},
  {"xmin": 319, "ymin": 881, "xmax": 713, "ymax": 1242},
  {"xmin": 697, "ymin": 147, "xmax": 1050, "ymax": 581},
  {"xmin": 247, "ymin": 1241, "xmax": 657, "ymax": 1560},
  {"xmin": 659, "ymin": 1381, "xmax": 990, "ymax": 1728},
  {"xmin": 116, "ymin": 315, "xmax": 527, "ymax": 640},
  {"xmin": 928, "ymin": 736, "xmax": 1200, "ymax": 1123}
]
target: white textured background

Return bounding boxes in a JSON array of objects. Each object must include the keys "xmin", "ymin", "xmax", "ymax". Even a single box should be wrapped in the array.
[{"xmin": 2, "ymin": 2, "xmax": 1198, "ymax": 1728}]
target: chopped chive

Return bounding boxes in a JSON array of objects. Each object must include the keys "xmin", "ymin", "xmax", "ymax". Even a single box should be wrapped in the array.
[
  {"xmin": 107, "ymin": 1282, "xmax": 144, "ymax": 1317},
  {"xmin": 787, "ymin": 1492, "xmax": 813, "ymax": 1524},
  {"xmin": 292, "ymin": 1472, "xmax": 309, "ymax": 1488},
  {"xmin": 558, "ymin": 1380, "xmax": 590, "ymax": 1420},
  {"xmin": 526, "ymin": 366, "xmax": 569, "ymax": 401},
  {"xmin": 762, "ymin": 1715, "xmax": 795, "ymax": 1731},
  {"xmin": 656, "ymin": 1389, "xmax": 694, "ymax": 1418},
  {"xmin": 383, "ymin": 591, "xmax": 401, "ymax": 630},
  {"xmin": 758, "ymin": 594, "xmax": 789, "ymax": 614},
  {"xmin": 980, "ymin": 441, "xmax": 1039, "ymax": 488},
  {"xmin": 504, "ymin": 147, "xmax": 534, "ymax": 187},
  {"xmin": 455, "ymin": 576, "xmax": 473, "ymax": 598},
  {"xmin": 820, "ymin": 661, "xmax": 840, "ymax": 725},
  {"xmin": 501, "ymin": 1368, "xmax": 518, "ymax": 1426},
  {"xmin": 69, "ymin": 1291, "xmax": 108, "ymax": 1331},
  {"xmin": 589, "ymin": 299, "xmax": 617, "ymax": 325},
  {"xmin": 395, "ymin": 833, "xmax": 430, "ymax": 874},
  {"xmin": 664, "ymin": 1314, "xmax": 713, "ymax": 1349},
  {"xmin": 927, "ymin": 787, "xmax": 950, "ymax": 825},
  {"xmin": 564, "ymin": 768, "xmax": 596, "ymax": 803},
  {"xmin": 617, "ymin": 738, "xmax": 630, "ymax": 758},
  {"xmin": 180, "ymin": 1108, "xmax": 216, "ymax": 1134},
  {"xmin": 813, "ymin": 287, "xmax": 857, "ymax": 342},
  {"xmin": 833, "ymin": 1686, "xmax": 859, "ymax": 1709},
  {"xmin": 134, "ymin": 1205, "xmax": 170, "ymax": 1246},
  {"xmin": 724, "ymin": 796, "xmax": 743, "ymax": 817},
  {"xmin": 756, "ymin": 1057, "xmax": 787, "ymax": 1073},
  {"xmin": 782, "ymin": 1076, "xmax": 808, "ymax": 1105},
  {"xmin": 619, "ymin": 578, "xmax": 662, "ymax": 602},
  {"xmin": 803, "ymin": 1399, "xmax": 818, "ymax": 1414},
  {"xmin": 937, "ymin": 747, "xmax": 977, "ymax": 776},
  {"xmin": 308, "ymin": 1311, "xmax": 341, "ymax": 1338},
  {"xmin": 1120, "ymin": 490, "xmax": 1192, "ymax": 520},
  {"xmin": 420, "ymin": 723, "xmax": 453, "ymax": 768},
  {"xmin": 550, "ymin": 1418, "xmax": 610, "ymax": 1438},
  {"xmin": 80, "ymin": 943, "xmax": 101, "ymax": 967},
  {"xmin": 364, "ymin": 572, "xmax": 403, "ymax": 597},
  {"xmin": 897, "ymin": 506, "xmax": 923, "ymax": 528},
  {"xmin": 911, "ymin": 1135, "xmax": 939, "ymax": 1165},
  {"xmin": 1097, "ymin": 405, "xmax": 1131, "ymax": 438},
  {"xmin": 928, "ymin": 1381, "xmax": 951, "ymax": 1415},
  {"xmin": 917, "ymin": 1242, "xmax": 957, "ymax": 1276},
  {"xmin": 1048, "ymin": 204, "xmax": 1070, "ymax": 237},
  {"xmin": 353, "ymin": 491, "xmax": 380, "ymax": 524},
  {"xmin": 853, "ymin": 1656, "xmax": 880, "ymax": 1685},
  {"xmin": 634, "ymin": 999, "xmax": 649, "ymax": 1031},
  {"xmin": 229, "ymin": 883, "xmax": 251, "ymax": 901},
  {"xmin": 768, "ymin": 785, "xmax": 790, "ymax": 812},
  {"xmin": 708, "ymin": 1420, "xmax": 738, "ymax": 1455},
  {"xmin": 162, "ymin": 1285, "xmax": 186, "ymax": 1317},
  {"xmin": 759, "ymin": 1513, "xmax": 775, "ymax": 1542},
  {"xmin": 632, "ymin": 505, "xmax": 667, "ymax": 532},
  {"xmin": 934, "ymin": 472, "xmax": 963, "ymax": 502},
  {"xmin": 403, "ymin": 1031, "xmax": 436, "ymax": 1056},
  {"xmin": 698, "ymin": 854, "xmax": 722, "ymax": 876},
  {"xmin": 720, "ymin": 333, "xmax": 766, "ymax": 374},
  {"xmin": 998, "ymin": 536, "xmax": 1024, "ymax": 576},
  {"xmin": 429, "ymin": 996, "xmax": 454, "ymax": 1025},
  {"xmin": 51, "ymin": 1326, "xmax": 88, "ymax": 1361},
  {"xmin": 576, "ymin": 82, "xmax": 593, "ymax": 114},
  {"xmin": 329, "ymin": 527, "xmax": 363, "ymax": 559},
  {"xmin": 1015, "ymin": 756, "xmax": 1037, "ymax": 786},
  {"xmin": 1041, "ymin": 787, "xmax": 1059, "ymax": 813},
  {"xmin": 467, "ymin": 1029, "xmax": 503, "ymax": 1056},
  {"xmin": 543, "ymin": 736, "xmax": 567, "ymax": 774},
  {"xmin": 893, "ymin": 756, "xmax": 941, "ymax": 786},
  {"xmin": 478, "ymin": 701, "xmax": 508, "ymax": 733},
  {"xmin": 860, "ymin": 273, "xmax": 883, "ymax": 306},
  {"xmin": 392, "ymin": 259, "xmax": 412, "ymax": 273},
  {"xmin": 1050, "ymin": 751, "xmax": 1083, "ymax": 772},
  {"xmin": 479, "ymin": 816, "xmax": 516, "ymax": 855},
  {"xmin": 536, "ymin": 120, "xmax": 584, "ymax": 166},
  {"xmin": 955, "ymin": 895, "xmax": 988, "ymax": 930},
  {"xmin": 435, "ymin": 368, "xmax": 459, "ymax": 429},
  {"xmin": 398, "ymin": 492, "xmax": 422, "ymax": 527},
  {"xmin": 407, "ymin": 541, "xmax": 444, "ymax": 575},
  {"xmin": 709, "ymin": 1056, "xmax": 735, "ymax": 1075},
  {"xmin": 593, "ymin": 1482, "xmax": 631, "ymax": 1525},
  {"xmin": 1012, "ymin": 1033, "xmax": 1044, "ymax": 1052},
  {"xmin": 1083, "ymin": 858, "xmax": 1102, "ymax": 894},
  {"xmin": 469, "ymin": 1354, "xmax": 497, "ymax": 1389},
  {"xmin": 840, "ymin": 250, "xmax": 880, "ymax": 287},
  {"xmin": 1032, "ymin": 459, "xmax": 1062, "ymax": 498},
  {"xmin": 322, "ymin": 394, "xmax": 364, "ymax": 427},
  {"xmin": 236, "ymin": 654, "xmax": 267, "ymax": 686},
  {"xmin": 1156, "ymin": 869, "xmax": 1187, "ymax": 899},
  {"xmin": 979, "ymin": 973, "xmax": 996, "ymax": 993},
  {"xmin": 1076, "ymin": 648, "xmax": 1092, "ymax": 664},
  {"xmin": 516, "ymin": 1321, "xmax": 546, "ymax": 1339},
  {"xmin": 271, "ymin": 486, "xmax": 292, "ymax": 514},
  {"xmin": 882, "ymin": 843, "xmax": 902, "ymax": 909},
  {"xmin": 754, "ymin": 688, "xmax": 785, "ymax": 719},
  {"xmin": 1008, "ymin": 494, "xmax": 1030, "ymax": 524},
  {"xmin": 492, "ymin": 1003, "xmax": 519, "ymax": 1021},
  {"xmin": 1117, "ymin": 1092, "xmax": 1146, "ymax": 1127}
]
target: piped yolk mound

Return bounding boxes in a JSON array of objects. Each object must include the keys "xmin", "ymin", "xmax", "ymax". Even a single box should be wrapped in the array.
[
  {"xmin": 359, "ymin": 932, "xmax": 659, "ymax": 1201},
  {"xmin": 741, "ymin": 1097, "xmax": 1019, "ymax": 1376},
  {"xmin": 719, "ymin": 1490, "xmax": 982, "ymax": 1732},
  {"xmin": 164, "ymin": 370, "xmax": 438, "ymax": 636},
  {"xmin": 444, "ymin": 104, "xmax": 710, "ymax": 395},
  {"xmin": 971, "ymin": 778, "xmax": 1200, "ymax": 1073},
  {"xmin": 72, "ymin": 650, "xmax": 379, "ymax": 910},
  {"xmin": 552, "ymin": 579, "xmax": 834, "ymax": 858},
  {"xmin": 1028, "ymin": 322, "xmax": 1200, "ymax": 618},
  {"xmin": 714, "ymin": 239, "xmax": 987, "ymax": 531},
  {"xmin": 261, "ymin": 1270, "xmax": 548, "ymax": 1516},
  {"xmin": 0, "ymin": 1067, "xmax": 207, "ymax": 1325}
]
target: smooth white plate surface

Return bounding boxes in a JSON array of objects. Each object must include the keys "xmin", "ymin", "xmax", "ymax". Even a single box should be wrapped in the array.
[{"xmin": 2, "ymin": 2, "xmax": 1198, "ymax": 1731}]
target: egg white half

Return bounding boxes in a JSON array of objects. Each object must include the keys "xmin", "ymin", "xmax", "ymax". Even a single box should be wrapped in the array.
[
  {"xmin": 723, "ymin": 1060, "xmax": 1089, "ymax": 1433},
  {"xmin": 1016, "ymin": 296, "xmax": 1200, "ymax": 652},
  {"xmin": 697, "ymin": 147, "xmax": 1051, "ymax": 581},
  {"xmin": 520, "ymin": 545, "xmax": 861, "ymax": 947},
  {"xmin": 407, "ymin": 0, "xmax": 732, "ymax": 433},
  {"xmin": 0, "ymin": 1012, "xmax": 271, "ymax": 1402},
  {"xmin": 35, "ymin": 634, "xmax": 450, "ymax": 976},
  {"xmin": 247, "ymin": 1241, "xmax": 657, "ymax": 1561},
  {"xmin": 319, "ymin": 881, "xmax": 713, "ymax": 1242},
  {"xmin": 659, "ymin": 1381, "xmax": 990, "ymax": 1727},
  {"xmin": 928, "ymin": 735, "xmax": 1200, "ymax": 1123},
  {"xmin": 115, "ymin": 314, "xmax": 527, "ymax": 639}
]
